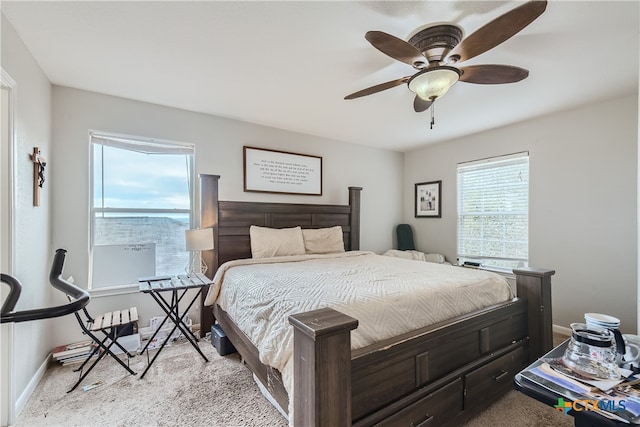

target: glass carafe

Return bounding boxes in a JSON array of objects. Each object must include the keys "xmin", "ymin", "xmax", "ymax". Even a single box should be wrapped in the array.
[{"xmin": 562, "ymin": 323, "xmax": 620, "ymax": 380}]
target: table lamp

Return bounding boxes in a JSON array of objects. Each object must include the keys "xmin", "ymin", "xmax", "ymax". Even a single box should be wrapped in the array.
[{"xmin": 185, "ymin": 228, "xmax": 214, "ymax": 276}]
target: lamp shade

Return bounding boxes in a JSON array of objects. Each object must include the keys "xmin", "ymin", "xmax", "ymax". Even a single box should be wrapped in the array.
[
  {"xmin": 185, "ymin": 228, "xmax": 214, "ymax": 251},
  {"xmin": 408, "ymin": 66, "xmax": 460, "ymax": 101}
]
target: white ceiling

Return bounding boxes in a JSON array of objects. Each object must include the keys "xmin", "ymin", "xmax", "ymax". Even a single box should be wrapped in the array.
[{"xmin": 2, "ymin": 1, "xmax": 639, "ymax": 152}]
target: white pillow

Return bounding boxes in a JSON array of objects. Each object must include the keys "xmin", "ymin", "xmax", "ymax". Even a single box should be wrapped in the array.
[
  {"xmin": 302, "ymin": 226, "xmax": 345, "ymax": 254},
  {"xmin": 249, "ymin": 225, "xmax": 306, "ymax": 258},
  {"xmin": 382, "ymin": 249, "xmax": 446, "ymax": 264}
]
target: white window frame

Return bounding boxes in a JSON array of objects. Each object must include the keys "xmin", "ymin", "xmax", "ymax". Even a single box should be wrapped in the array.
[
  {"xmin": 456, "ymin": 152, "xmax": 529, "ymax": 272},
  {"xmin": 89, "ymin": 131, "xmax": 195, "ymax": 291}
]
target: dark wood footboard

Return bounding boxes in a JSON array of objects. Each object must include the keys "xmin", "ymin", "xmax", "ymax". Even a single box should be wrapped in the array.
[{"xmin": 289, "ymin": 268, "xmax": 554, "ymax": 427}]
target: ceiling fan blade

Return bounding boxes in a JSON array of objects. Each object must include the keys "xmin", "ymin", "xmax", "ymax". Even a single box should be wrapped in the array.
[
  {"xmin": 414, "ymin": 96, "xmax": 433, "ymax": 112},
  {"xmin": 459, "ymin": 64, "xmax": 529, "ymax": 84},
  {"xmin": 365, "ymin": 31, "xmax": 427, "ymax": 68},
  {"xmin": 448, "ymin": 0, "xmax": 547, "ymax": 64},
  {"xmin": 344, "ymin": 77, "xmax": 410, "ymax": 100}
]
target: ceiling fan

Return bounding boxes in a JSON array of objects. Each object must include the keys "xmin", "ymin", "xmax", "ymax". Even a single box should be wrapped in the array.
[{"xmin": 344, "ymin": 0, "xmax": 547, "ymax": 125}]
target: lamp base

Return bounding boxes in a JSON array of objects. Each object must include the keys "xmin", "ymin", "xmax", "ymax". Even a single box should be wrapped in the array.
[{"xmin": 186, "ymin": 251, "xmax": 208, "ymax": 276}]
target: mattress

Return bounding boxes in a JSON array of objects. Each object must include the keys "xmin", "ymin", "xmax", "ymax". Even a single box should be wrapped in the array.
[{"xmin": 203, "ymin": 250, "xmax": 513, "ymax": 414}]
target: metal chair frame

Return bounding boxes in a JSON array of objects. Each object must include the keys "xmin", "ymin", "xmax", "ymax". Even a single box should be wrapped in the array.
[{"xmin": 68, "ymin": 305, "xmax": 138, "ymax": 392}]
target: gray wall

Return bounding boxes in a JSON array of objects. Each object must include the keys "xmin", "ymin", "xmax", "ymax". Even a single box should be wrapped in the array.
[
  {"xmin": 1, "ymin": 13, "xmax": 53, "ymax": 419},
  {"xmin": 404, "ymin": 95, "xmax": 638, "ymax": 333},
  {"xmin": 49, "ymin": 86, "xmax": 404, "ymax": 347}
]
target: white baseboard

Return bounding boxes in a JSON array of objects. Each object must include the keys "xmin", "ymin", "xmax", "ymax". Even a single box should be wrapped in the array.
[
  {"xmin": 553, "ymin": 324, "xmax": 572, "ymax": 337},
  {"xmin": 15, "ymin": 355, "xmax": 50, "ymax": 419}
]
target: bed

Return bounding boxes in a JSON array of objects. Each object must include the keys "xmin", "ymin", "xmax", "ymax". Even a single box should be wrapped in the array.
[{"xmin": 198, "ymin": 174, "xmax": 555, "ymax": 427}]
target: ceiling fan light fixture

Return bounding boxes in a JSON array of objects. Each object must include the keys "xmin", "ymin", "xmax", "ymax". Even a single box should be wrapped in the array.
[{"xmin": 408, "ymin": 66, "xmax": 460, "ymax": 101}]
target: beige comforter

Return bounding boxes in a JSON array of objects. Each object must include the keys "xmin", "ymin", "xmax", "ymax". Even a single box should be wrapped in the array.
[{"xmin": 204, "ymin": 251, "xmax": 513, "ymax": 414}]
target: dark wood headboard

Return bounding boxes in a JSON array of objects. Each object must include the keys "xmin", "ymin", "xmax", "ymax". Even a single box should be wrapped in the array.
[{"xmin": 198, "ymin": 174, "xmax": 362, "ymax": 335}]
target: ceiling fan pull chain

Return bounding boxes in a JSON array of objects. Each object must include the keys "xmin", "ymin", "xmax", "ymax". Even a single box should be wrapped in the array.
[{"xmin": 430, "ymin": 102, "xmax": 435, "ymax": 129}]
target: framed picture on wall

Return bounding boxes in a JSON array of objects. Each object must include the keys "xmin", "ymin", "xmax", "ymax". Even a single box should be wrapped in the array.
[
  {"xmin": 243, "ymin": 146, "xmax": 322, "ymax": 195},
  {"xmin": 415, "ymin": 181, "xmax": 441, "ymax": 218}
]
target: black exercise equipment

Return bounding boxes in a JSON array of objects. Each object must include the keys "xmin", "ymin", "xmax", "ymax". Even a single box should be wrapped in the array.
[
  {"xmin": 1, "ymin": 249, "xmax": 138, "ymax": 392},
  {"xmin": 1, "ymin": 248, "xmax": 89, "ymax": 324}
]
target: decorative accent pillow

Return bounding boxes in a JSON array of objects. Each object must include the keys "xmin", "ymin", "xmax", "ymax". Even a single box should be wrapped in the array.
[
  {"xmin": 249, "ymin": 225, "xmax": 306, "ymax": 259},
  {"xmin": 302, "ymin": 226, "xmax": 345, "ymax": 254}
]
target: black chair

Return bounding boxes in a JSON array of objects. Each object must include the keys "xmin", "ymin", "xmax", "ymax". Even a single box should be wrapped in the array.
[
  {"xmin": 396, "ymin": 224, "xmax": 416, "ymax": 251},
  {"xmin": 43, "ymin": 249, "xmax": 138, "ymax": 392},
  {"xmin": 69, "ymin": 302, "xmax": 139, "ymax": 392}
]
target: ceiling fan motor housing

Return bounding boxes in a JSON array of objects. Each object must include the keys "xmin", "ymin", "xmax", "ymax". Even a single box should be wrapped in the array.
[{"xmin": 408, "ymin": 24, "xmax": 463, "ymax": 65}]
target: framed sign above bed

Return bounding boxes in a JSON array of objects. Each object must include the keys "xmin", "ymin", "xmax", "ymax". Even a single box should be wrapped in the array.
[
  {"xmin": 243, "ymin": 146, "xmax": 322, "ymax": 195},
  {"xmin": 415, "ymin": 180, "xmax": 441, "ymax": 218}
]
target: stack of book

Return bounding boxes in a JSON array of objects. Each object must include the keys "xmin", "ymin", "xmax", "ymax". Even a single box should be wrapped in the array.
[
  {"xmin": 52, "ymin": 340, "xmax": 97, "ymax": 366},
  {"xmin": 520, "ymin": 357, "xmax": 640, "ymax": 423}
]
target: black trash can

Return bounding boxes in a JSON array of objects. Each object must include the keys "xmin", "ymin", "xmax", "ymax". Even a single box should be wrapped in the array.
[{"xmin": 211, "ymin": 323, "xmax": 237, "ymax": 356}]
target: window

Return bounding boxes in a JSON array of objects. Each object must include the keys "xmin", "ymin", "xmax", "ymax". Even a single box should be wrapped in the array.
[
  {"xmin": 457, "ymin": 152, "xmax": 529, "ymax": 271},
  {"xmin": 90, "ymin": 131, "xmax": 195, "ymax": 288}
]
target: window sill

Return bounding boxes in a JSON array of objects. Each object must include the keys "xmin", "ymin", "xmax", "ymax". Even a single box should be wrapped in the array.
[
  {"xmin": 89, "ymin": 283, "xmax": 140, "ymax": 298},
  {"xmin": 479, "ymin": 266, "xmax": 516, "ymax": 279},
  {"xmin": 459, "ymin": 264, "xmax": 516, "ymax": 279}
]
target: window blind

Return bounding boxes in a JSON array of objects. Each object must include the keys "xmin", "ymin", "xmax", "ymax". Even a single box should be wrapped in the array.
[{"xmin": 457, "ymin": 152, "xmax": 529, "ymax": 270}]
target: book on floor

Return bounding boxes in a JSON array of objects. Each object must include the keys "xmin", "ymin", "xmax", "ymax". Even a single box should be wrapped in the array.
[
  {"xmin": 52, "ymin": 340, "xmax": 93, "ymax": 360},
  {"xmin": 61, "ymin": 353, "xmax": 99, "ymax": 366}
]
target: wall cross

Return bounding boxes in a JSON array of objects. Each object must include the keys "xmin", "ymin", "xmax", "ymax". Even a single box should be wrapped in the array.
[{"xmin": 29, "ymin": 147, "xmax": 46, "ymax": 206}]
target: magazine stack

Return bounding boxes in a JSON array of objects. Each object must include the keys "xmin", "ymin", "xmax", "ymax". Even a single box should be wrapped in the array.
[{"xmin": 52, "ymin": 340, "xmax": 97, "ymax": 366}]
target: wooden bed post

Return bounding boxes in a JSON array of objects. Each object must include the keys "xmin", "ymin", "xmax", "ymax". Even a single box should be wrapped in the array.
[
  {"xmin": 289, "ymin": 308, "xmax": 358, "ymax": 427},
  {"xmin": 513, "ymin": 267, "xmax": 555, "ymax": 362},
  {"xmin": 199, "ymin": 174, "xmax": 220, "ymax": 338},
  {"xmin": 348, "ymin": 187, "xmax": 362, "ymax": 251}
]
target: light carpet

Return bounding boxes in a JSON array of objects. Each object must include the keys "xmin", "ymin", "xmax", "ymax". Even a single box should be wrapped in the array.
[{"xmin": 15, "ymin": 337, "xmax": 573, "ymax": 427}]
